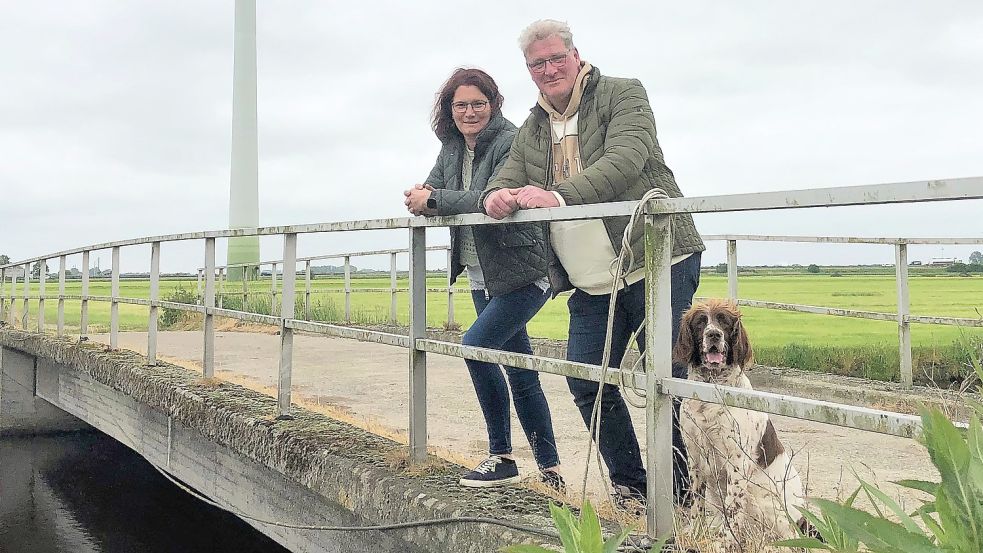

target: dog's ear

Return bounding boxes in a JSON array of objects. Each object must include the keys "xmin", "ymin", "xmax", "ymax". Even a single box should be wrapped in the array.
[
  {"xmin": 673, "ymin": 308, "xmax": 700, "ymax": 367},
  {"xmin": 729, "ymin": 316, "xmax": 754, "ymax": 369}
]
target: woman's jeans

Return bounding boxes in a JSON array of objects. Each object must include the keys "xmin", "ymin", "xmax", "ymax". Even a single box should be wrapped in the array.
[{"xmin": 463, "ymin": 283, "xmax": 560, "ymax": 470}]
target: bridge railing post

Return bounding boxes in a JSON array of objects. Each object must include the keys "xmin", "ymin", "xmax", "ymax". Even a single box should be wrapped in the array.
[
  {"xmin": 81, "ymin": 251, "xmax": 90, "ymax": 337},
  {"xmin": 389, "ymin": 252, "xmax": 398, "ymax": 325},
  {"xmin": 644, "ymin": 209, "xmax": 674, "ymax": 540},
  {"xmin": 895, "ymin": 241, "xmax": 913, "ymax": 387},
  {"xmin": 196, "ymin": 268, "xmax": 203, "ymax": 304},
  {"xmin": 203, "ymin": 237, "xmax": 216, "ymax": 377},
  {"xmin": 148, "ymin": 241, "xmax": 161, "ymax": 366},
  {"xmin": 408, "ymin": 227, "xmax": 428, "ymax": 464},
  {"xmin": 727, "ymin": 239, "xmax": 739, "ymax": 300},
  {"xmin": 446, "ymin": 248, "xmax": 454, "ymax": 328},
  {"xmin": 37, "ymin": 259, "xmax": 47, "ymax": 334},
  {"xmin": 278, "ymin": 233, "xmax": 298, "ymax": 416},
  {"xmin": 344, "ymin": 256, "xmax": 351, "ymax": 324},
  {"xmin": 110, "ymin": 246, "xmax": 120, "ymax": 348},
  {"xmin": 57, "ymin": 255, "xmax": 66, "ymax": 336}
]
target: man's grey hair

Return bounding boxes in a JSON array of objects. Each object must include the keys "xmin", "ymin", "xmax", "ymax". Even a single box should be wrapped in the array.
[{"xmin": 518, "ymin": 19, "xmax": 575, "ymax": 55}]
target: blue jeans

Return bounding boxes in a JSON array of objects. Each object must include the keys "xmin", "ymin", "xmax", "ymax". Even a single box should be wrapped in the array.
[
  {"xmin": 565, "ymin": 252, "xmax": 702, "ymax": 499},
  {"xmin": 464, "ymin": 283, "xmax": 560, "ymax": 470}
]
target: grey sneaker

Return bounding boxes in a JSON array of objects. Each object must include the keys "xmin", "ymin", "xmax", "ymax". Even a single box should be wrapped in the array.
[
  {"xmin": 540, "ymin": 470, "xmax": 566, "ymax": 494},
  {"xmin": 611, "ymin": 484, "xmax": 646, "ymax": 516},
  {"xmin": 459, "ymin": 455, "xmax": 520, "ymax": 488}
]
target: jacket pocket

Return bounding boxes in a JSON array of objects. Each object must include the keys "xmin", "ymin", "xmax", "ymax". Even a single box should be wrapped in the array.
[{"xmin": 497, "ymin": 223, "xmax": 544, "ymax": 248}]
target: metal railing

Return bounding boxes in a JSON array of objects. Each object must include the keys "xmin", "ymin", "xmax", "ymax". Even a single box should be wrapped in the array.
[
  {"xmin": 1, "ymin": 176, "xmax": 982, "ymax": 538},
  {"xmin": 194, "ymin": 246, "xmax": 461, "ymax": 326}
]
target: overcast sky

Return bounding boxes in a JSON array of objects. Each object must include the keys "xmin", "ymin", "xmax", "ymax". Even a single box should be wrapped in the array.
[{"xmin": 1, "ymin": 1, "xmax": 981, "ymax": 273}]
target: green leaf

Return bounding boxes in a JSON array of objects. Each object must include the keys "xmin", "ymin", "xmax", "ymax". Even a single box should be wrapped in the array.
[
  {"xmin": 548, "ymin": 503, "xmax": 581, "ymax": 552},
  {"xmin": 921, "ymin": 409, "xmax": 983, "ymax": 549},
  {"xmin": 502, "ymin": 546, "xmax": 555, "ymax": 553},
  {"xmin": 579, "ymin": 500, "xmax": 602, "ymax": 552},
  {"xmin": 808, "ymin": 498, "xmax": 941, "ymax": 553},
  {"xmin": 895, "ymin": 479, "xmax": 940, "ymax": 495},
  {"xmin": 968, "ymin": 416, "xmax": 983, "ymax": 465},
  {"xmin": 858, "ymin": 478, "xmax": 923, "ymax": 534}
]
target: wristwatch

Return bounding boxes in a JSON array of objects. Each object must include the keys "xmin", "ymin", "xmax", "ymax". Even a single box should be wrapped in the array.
[{"xmin": 426, "ymin": 194, "xmax": 437, "ymax": 209}]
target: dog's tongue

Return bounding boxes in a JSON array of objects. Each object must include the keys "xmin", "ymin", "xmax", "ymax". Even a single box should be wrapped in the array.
[{"xmin": 706, "ymin": 352, "xmax": 725, "ymax": 364}]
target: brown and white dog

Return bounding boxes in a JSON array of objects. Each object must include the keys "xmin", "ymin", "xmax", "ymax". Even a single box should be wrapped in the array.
[{"xmin": 674, "ymin": 299, "xmax": 807, "ymax": 551}]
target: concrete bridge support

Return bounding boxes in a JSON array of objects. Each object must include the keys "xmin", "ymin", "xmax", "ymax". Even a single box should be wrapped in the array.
[{"xmin": 0, "ymin": 345, "xmax": 91, "ymax": 437}]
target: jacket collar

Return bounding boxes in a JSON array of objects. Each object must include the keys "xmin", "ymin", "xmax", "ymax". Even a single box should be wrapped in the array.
[
  {"xmin": 446, "ymin": 113, "xmax": 509, "ymax": 159},
  {"xmin": 531, "ymin": 65, "xmax": 601, "ymax": 124}
]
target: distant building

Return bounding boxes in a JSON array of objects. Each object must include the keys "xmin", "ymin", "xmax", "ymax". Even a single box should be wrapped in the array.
[
  {"xmin": 929, "ymin": 258, "xmax": 960, "ymax": 267},
  {"xmin": 909, "ymin": 260, "xmax": 922, "ymax": 266}
]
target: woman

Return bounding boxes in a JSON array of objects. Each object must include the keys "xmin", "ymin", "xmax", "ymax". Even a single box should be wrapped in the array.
[{"xmin": 403, "ymin": 68, "xmax": 562, "ymax": 490}]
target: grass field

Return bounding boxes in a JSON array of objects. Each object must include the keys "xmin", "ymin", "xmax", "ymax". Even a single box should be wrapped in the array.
[{"xmin": 3, "ymin": 272, "xmax": 981, "ymax": 383}]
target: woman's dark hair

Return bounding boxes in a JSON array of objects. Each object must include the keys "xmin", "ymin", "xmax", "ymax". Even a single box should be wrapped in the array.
[{"xmin": 431, "ymin": 68, "xmax": 504, "ymax": 142}]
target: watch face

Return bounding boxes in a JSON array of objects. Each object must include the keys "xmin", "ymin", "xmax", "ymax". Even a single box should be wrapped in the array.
[{"xmin": 427, "ymin": 197, "xmax": 437, "ymax": 209}]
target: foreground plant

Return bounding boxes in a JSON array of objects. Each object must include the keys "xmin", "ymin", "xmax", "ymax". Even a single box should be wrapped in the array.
[
  {"xmin": 777, "ymin": 348, "xmax": 983, "ymax": 553},
  {"xmin": 503, "ymin": 499, "xmax": 663, "ymax": 553}
]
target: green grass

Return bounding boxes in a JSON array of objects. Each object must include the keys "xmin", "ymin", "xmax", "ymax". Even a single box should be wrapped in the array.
[{"xmin": 3, "ymin": 273, "xmax": 981, "ymax": 383}]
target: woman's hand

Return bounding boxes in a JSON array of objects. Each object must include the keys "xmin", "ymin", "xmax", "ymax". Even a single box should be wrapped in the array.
[{"xmin": 404, "ymin": 184, "xmax": 436, "ymax": 216}]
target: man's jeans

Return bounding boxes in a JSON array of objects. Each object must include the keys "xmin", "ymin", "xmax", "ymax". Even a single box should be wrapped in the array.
[
  {"xmin": 565, "ymin": 252, "xmax": 702, "ymax": 498},
  {"xmin": 464, "ymin": 283, "xmax": 560, "ymax": 470}
]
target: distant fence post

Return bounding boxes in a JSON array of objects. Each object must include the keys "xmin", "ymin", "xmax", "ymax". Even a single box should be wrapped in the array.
[
  {"xmin": 203, "ymin": 238, "xmax": 216, "ymax": 377},
  {"xmin": 344, "ymin": 255, "xmax": 351, "ymax": 324},
  {"xmin": 110, "ymin": 247, "xmax": 120, "ymax": 348},
  {"xmin": 8, "ymin": 270, "xmax": 18, "ymax": 326},
  {"xmin": 57, "ymin": 256, "xmax": 66, "ymax": 336},
  {"xmin": 389, "ymin": 252, "xmax": 398, "ymax": 325},
  {"xmin": 81, "ymin": 251, "xmax": 90, "ymax": 337},
  {"xmin": 196, "ymin": 268, "xmax": 203, "ymax": 303},
  {"xmin": 643, "ymin": 209, "xmax": 675, "ymax": 539},
  {"xmin": 278, "ymin": 233, "xmax": 298, "ymax": 417},
  {"xmin": 0, "ymin": 268, "xmax": 6, "ymax": 322},
  {"xmin": 37, "ymin": 259, "xmax": 46, "ymax": 333},
  {"xmin": 727, "ymin": 239, "xmax": 738, "ymax": 300},
  {"xmin": 304, "ymin": 260, "xmax": 312, "ymax": 321},
  {"xmin": 408, "ymin": 227, "xmax": 428, "ymax": 464},
  {"xmin": 21, "ymin": 262, "xmax": 30, "ymax": 330},
  {"xmin": 241, "ymin": 266, "xmax": 249, "ymax": 310},
  {"xmin": 270, "ymin": 262, "xmax": 278, "ymax": 316},
  {"xmin": 446, "ymin": 248, "xmax": 454, "ymax": 328},
  {"xmin": 895, "ymin": 241, "xmax": 913, "ymax": 387},
  {"xmin": 148, "ymin": 241, "xmax": 161, "ymax": 365},
  {"xmin": 217, "ymin": 267, "xmax": 225, "ymax": 309}
]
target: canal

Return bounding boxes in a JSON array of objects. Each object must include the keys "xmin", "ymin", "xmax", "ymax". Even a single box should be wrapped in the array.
[{"xmin": 0, "ymin": 431, "xmax": 289, "ymax": 553}]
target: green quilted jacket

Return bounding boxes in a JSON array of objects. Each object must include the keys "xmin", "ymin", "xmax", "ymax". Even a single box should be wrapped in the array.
[{"xmin": 484, "ymin": 66, "xmax": 705, "ymax": 294}]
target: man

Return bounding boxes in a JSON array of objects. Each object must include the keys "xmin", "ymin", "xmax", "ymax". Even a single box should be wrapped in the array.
[{"xmin": 482, "ymin": 19, "xmax": 705, "ymax": 505}]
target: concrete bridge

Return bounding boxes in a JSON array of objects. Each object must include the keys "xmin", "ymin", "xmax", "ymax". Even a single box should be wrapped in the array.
[{"xmin": 0, "ymin": 327, "xmax": 559, "ymax": 552}]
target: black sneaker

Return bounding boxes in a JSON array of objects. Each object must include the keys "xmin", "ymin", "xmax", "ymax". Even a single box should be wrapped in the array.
[
  {"xmin": 459, "ymin": 456, "xmax": 520, "ymax": 488},
  {"xmin": 611, "ymin": 483, "xmax": 646, "ymax": 516},
  {"xmin": 540, "ymin": 470, "xmax": 566, "ymax": 494}
]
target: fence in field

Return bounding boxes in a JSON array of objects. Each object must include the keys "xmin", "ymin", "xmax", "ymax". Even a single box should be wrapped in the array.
[
  {"xmin": 195, "ymin": 235, "xmax": 983, "ymax": 387},
  {"xmin": 1, "ymin": 176, "xmax": 982, "ymax": 538}
]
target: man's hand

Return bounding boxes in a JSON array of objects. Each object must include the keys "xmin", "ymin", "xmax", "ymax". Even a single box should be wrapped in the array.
[
  {"xmin": 404, "ymin": 184, "xmax": 436, "ymax": 216},
  {"xmin": 484, "ymin": 188, "xmax": 520, "ymax": 219},
  {"xmin": 515, "ymin": 186, "xmax": 560, "ymax": 209}
]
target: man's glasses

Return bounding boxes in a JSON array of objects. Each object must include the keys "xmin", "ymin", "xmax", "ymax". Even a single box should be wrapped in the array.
[
  {"xmin": 526, "ymin": 50, "xmax": 571, "ymax": 73},
  {"xmin": 452, "ymin": 100, "xmax": 489, "ymax": 113}
]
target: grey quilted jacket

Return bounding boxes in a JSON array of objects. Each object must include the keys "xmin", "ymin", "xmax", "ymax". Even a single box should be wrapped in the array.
[
  {"xmin": 484, "ymin": 66, "xmax": 705, "ymax": 294},
  {"xmin": 424, "ymin": 115, "xmax": 549, "ymax": 297}
]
